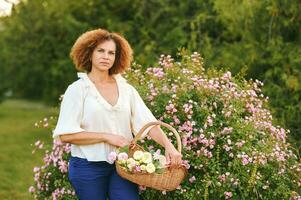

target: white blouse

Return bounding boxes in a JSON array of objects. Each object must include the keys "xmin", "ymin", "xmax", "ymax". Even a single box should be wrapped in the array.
[{"xmin": 52, "ymin": 72, "xmax": 157, "ymax": 162}]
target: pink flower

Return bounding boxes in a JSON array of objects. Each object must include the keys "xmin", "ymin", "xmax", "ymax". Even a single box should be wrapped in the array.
[
  {"xmin": 242, "ymin": 157, "xmax": 249, "ymax": 165},
  {"xmin": 155, "ymin": 149, "xmax": 161, "ymax": 155},
  {"xmin": 38, "ymin": 143, "xmax": 44, "ymax": 149},
  {"xmin": 58, "ymin": 160, "xmax": 68, "ymax": 173},
  {"xmin": 219, "ymin": 174, "xmax": 226, "ymax": 183},
  {"xmin": 182, "ymin": 160, "xmax": 190, "ymax": 169},
  {"xmin": 225, "ymin": 111, "xmax": 232, "ymax": 117},
  {"xmin": 174, "ymin": 117, "xmax": 180, "ymax": 124},
  {"xmin": 33, "ymin": 167, "xmax": 40, "ymax": 172},
  {"xmin": 117, "ymin": 152, "xmax": 128, "ymax": 161},
  {"xmin": 135, "ymin": 165, "xmax": 141, "ymax": 172},
  {"xmin": 147, "ymin": 67, "xmax": 165, "ymax": 78},
  {"xmin": 235, "ymin": 141, "xmax": 245, "ymax": 148},
  {"xmin": 224, "ymin": 191, "xmax": 233, "ymax": 199},
  {"xmin": 200, "ymin": 138, "xmax": 209, "ymax": 146},
  {"xmin": 148, "ymin": 145, "xmax": 154, "ymax": 150},
  {"xmin": 139, "ymin": 185, "xmax": 146, "ymax": 191},
  {"xmin": 207, "ymin": 152, "xmax": 213, "ymax": 158},
  {"xmin": 189, "ymin": 176, "xmax": 196, "ymax": 183},
  {"xmin": 35, "ymin": 140, "xmax": 41, "ymax": 146},
  {"xmin": 221, "ymin": 127, "xmax": 233, "ymax": 135},
  {"xmin": 28, "ymin": 186, "xmax": 35, "ymax": 193},
  {"xmin": 108, "ymin": 152, "xmax": 117, "ymax": 164},
  {"xmin": 207, "ymin": 117, "xmax": 213, "ymax": 126}
]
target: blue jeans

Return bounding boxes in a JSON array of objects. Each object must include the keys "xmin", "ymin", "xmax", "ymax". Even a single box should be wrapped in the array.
[{"xmin": 68, "ymin": 156, "xmax": 139, "ymax": 200}]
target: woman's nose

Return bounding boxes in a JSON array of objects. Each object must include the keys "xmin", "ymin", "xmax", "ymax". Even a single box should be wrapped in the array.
[{"xmin": 102, "ymin": 52, "xmax": 109, "ymax": 59}]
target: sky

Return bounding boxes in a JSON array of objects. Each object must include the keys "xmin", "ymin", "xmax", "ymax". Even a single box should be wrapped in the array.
[{"xmin": 0, "ymin": 0, "xmax": 19, "ymax": 16}]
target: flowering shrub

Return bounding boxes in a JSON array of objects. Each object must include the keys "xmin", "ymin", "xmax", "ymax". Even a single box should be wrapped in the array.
[
  {"xmin": 30, "ymin": 51, "xmax": 301, "ymax": 199},
  {"xmin": 108, "ymin": 147, "xmax": 167, "ymax": 174},
  {"xmin": 30, "ymin": 139, "xmax": 76, "ymax": 199}
]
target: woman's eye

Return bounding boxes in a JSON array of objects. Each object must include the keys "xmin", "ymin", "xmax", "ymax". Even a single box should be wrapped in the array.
[
  {"xmin": 109, "ymin": 52, "xmax": 115, "ymax": 55},
  {"xmin": 97, "ymin": 49, "xmax": 105, "ymax": 52}
]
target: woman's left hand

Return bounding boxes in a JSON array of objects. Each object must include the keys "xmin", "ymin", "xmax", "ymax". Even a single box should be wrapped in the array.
[
  {"xmin": 164, "ymin": 143, "xmax": 182, "ymax": 167},
  {"xmin": 147, "ymin": 125, "xmax": 182, "ymax": 166}
]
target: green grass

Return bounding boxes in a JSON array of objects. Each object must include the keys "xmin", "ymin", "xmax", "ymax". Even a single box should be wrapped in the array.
[{"xmin": 0, "ymin": 99, "xmax": 56, "ymax": 200}]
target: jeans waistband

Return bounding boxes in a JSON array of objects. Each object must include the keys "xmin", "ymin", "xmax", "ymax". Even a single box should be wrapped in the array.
[{"xmin": 69, "ymin": 156, "xmax": 114, "ymax": 168}]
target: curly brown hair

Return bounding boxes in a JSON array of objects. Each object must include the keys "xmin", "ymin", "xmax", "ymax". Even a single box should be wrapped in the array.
[{"xmin": 70, "ymin": 28, "xmax": 133, "ymax": 75}]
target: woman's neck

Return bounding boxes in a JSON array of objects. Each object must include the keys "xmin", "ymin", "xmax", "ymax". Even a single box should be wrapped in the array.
[{"xmin": 88, "ymin": 69, "xmax": 113, "ymax": 84}]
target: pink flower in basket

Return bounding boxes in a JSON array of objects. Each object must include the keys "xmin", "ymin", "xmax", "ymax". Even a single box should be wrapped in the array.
[
  {"xmin": 108, "ymin": 152, "xmax": 117, "ymax": 164},
  {"xmin": 117, "ymin": 152, "xmax": 128, "ymax": 161},
  {"xmin": 135, "ymin": 165, "xmax": 142, "ymax": 172}
]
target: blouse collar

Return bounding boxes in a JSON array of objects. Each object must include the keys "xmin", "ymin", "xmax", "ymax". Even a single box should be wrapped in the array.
[{"xmin": 77, "ymin": 72, "xmax": 125, "ymax": 111}]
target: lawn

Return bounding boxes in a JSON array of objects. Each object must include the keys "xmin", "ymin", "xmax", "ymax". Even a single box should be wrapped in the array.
[{"xmin": 0, "ymin": 99, "xmax": 56, "ymax": 199}]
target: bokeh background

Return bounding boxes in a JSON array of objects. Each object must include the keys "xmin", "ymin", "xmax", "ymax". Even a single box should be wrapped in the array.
[{"xmin": 0, "ymin": 0, "xmax": 300, "ymax": 199}]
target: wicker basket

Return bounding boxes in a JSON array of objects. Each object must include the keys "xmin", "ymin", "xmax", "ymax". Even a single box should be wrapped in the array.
[{"xmin": 116, "ymin": 121, "xmax": 188, "ymax": 191}]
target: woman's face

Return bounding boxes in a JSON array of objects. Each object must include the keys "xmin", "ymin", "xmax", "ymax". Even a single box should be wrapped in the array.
[{"xmin": 91, "ymin": 40, "xmax": 116, "ymax": 72}]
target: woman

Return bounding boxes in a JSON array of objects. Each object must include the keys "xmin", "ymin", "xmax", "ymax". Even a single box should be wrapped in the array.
[{"xmin": 52, "ymin": 28, "xmax": 182, "ymax": 200}]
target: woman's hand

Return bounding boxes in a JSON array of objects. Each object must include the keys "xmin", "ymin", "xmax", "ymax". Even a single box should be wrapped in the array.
[
  {"xmin": 105, "ymin": 134, "xmax": 131, "ymax": 148},
  {"xmin": 148, "ymin": 125, "xmax": 183, "ymax": 166},
  {"xmin": 164, "ymin": 143, "xmax": 182, "ymax": 166}
]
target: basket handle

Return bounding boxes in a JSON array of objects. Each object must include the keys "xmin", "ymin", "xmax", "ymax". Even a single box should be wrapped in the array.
[{"xmin": 131, "ymin": 121, "xmax": 182, "ymax": 153}]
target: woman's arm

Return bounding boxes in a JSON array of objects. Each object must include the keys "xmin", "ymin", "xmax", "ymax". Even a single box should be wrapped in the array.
[
  {"xmin": 129, "ymin": 85, "xmax": 182, "ymax": 165},
  {"xmin": 148, "ymin": 126, "xmax": 182, "ymax": 166},
  {"xmin": 59, "ymin": 132, "xmax": 130, "ymax": 147}
]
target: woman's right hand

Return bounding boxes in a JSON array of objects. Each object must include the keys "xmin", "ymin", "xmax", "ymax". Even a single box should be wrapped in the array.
[{"xmin": 105, "ymin": 134, "xmax": 131, "ymax": 148}]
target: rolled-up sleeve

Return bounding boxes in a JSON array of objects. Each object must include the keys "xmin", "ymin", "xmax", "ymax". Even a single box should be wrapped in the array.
[
  {"xmin": 52, "ymin": 83, "xmax": 85, "ymax": 140},
  {"xmin": 130, "ymin": 85, "xmax": 157, "ymax": 138}
]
